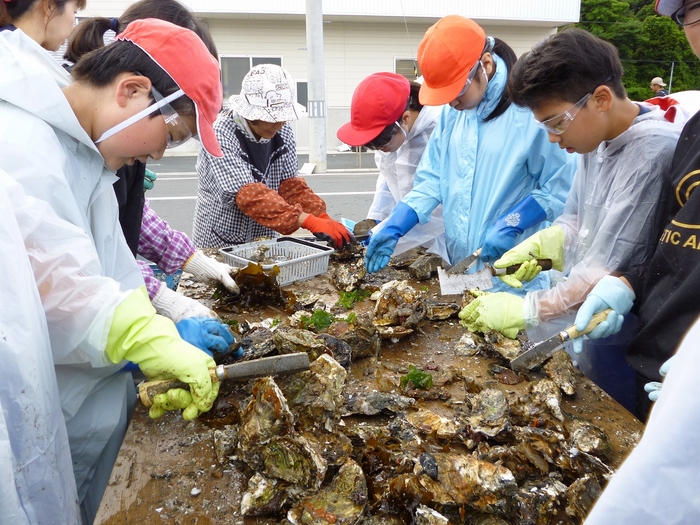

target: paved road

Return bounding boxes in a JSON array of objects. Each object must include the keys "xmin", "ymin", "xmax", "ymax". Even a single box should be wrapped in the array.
[{"xmin": 145, "ymin": 154, "xmax": 379, "ymax": 238}]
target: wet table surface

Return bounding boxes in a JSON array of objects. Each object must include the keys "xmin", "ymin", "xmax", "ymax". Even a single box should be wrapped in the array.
[{"xmin": 94, "ymin": 266, "xmax": 643, "ymax": 525}]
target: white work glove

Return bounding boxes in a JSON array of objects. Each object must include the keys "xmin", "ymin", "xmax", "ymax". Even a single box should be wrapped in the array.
[
  {"xmin": 151, "ymin": 284, "xmax": 216, "ymax": 323},
  {"xmin": 183, "ymin": 251, "xmax": 240, "ymax": 295}
]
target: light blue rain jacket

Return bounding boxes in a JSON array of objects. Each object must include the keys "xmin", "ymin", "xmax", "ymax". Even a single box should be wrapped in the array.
[{"xmin": 403, "ymin": 54, "xmax": 577, "ymax": 293}]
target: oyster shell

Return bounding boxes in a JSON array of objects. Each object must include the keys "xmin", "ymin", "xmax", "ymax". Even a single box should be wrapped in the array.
[
  {"xmin": 407, "ymin": 409, "xmax": 459, "ymax": 440},
  {"xmin": 416, "ymin": 452, "xmax": 517, "ymax": 515},
  {"xmin": 213, "ymin": 425, "xmax": 238, "ymax": 465},
  {"xmin": 454, "ymin": 332, "xmax": 482, "ymax": 356},
  {"xmin": 514, "ymin": 478, "xmax": 569, "ymax": 524},
  {"xmin": 568, "ymin": 420, "xmax": 612, "ymax": 460},
  {"xmin": 415, "ymin": 504, "xmax": 449, "ymax": 525},
  {"xmin": 344, "ymin": 390, "xmax": 415, "ymax": 416},
  {"xmin": 425, "ymin": 301, "xmax": 460, "ymax": 321},
  {"xmin": 372, "ymin": 280, "xmax": 426, "ymax": 328},
  {"xmin": 260, "ymin": 434, "xmax": 327, "ymax": 488},
  {"xmin": 482, "ymin": 330, "xmax": 522, "ymax": 361},
  {"xmin": 273, "ymin": 328, "xmax": 330, "ymax": 361},
  {"xmin": 278, "ymin": 354, "xmax": 347, "ymax": 432},
  {"xmin": 408, "ymin": 253, "xmax": 443, "ymax": 281},
  {"xmin": 332, "ymin": 261, "xmax": 366, "ymax": 292},
  {"xmin": 287, "ymin": 458, "xmax": 367, "ymax": 525},
  {"xmin": 531, "ymin": 378, "xmax": 565, "ymax": 421},
  {"xmin": 543, "ymin": 350, "xmax": 577, "ymax": 395},
  {"xmin": 565, "ymin": 474, "xmax": 602, "ymax": 520},
  {"xmin": 240, "ymin": 472, "xmax": 298, "ymax": 517},
  {"xmin": 467, "ymin": 388, "xmax": 511, "ymax": 438}
]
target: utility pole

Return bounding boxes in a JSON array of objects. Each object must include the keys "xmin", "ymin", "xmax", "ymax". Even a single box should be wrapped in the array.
[
  {"xmin": 669, "ymin": 61, "xmax": 675, "ymax": 93},
  {"xmin": 305, "ymin": 0, "xmax": 327, "ymax": 173}
]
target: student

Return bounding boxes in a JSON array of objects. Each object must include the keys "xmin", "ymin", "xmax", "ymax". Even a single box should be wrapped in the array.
[
  {"xmin": 193, "ymin": 63, "xmax": 352, "ymax": 248},
  {"xmin": 65, "ymin": 0, "xmax": 241, "ymax": 324},
  {"xmin": 573, "ymin": 0, "xmax": 700, "ymax": 421},
  {"xmin": 0, "ymin": 171, "xmax": 81, "ymax": 524},
  {"xmin": 364, "ymin": 15, "xmax": 576, "ymax": 297},
  {"xmin": 459, "ymin": 28, "xmax": 682, "ymax": 411},
  {"xmin": 337, "ymin": 72, "xmax": 447, "ymax": 260},
  {"xmin": 0, "ymin": 19, "xmax": 224, "ymax": 522},
  {"xmin": 0, "ymin": 0, "xmax": 82, "ymax": 49}
]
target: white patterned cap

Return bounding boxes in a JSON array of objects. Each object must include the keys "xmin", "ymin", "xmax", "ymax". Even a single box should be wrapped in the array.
[
  {"xmin": 229, "ymin": 64, "xmax": 307, "ymax": 122},
  {"xmin": 655, "ymin": 0, "xmax": 683, "ymax": 16}
]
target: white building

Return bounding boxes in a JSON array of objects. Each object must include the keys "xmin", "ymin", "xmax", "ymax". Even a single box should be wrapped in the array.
[{"xmin": 79, "ymin": 1, "xmax": 581, "ymax": 152}]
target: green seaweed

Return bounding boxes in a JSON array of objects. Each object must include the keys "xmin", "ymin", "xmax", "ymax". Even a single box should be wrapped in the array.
[
  {"xmin": 298, "ymin": 309, "xmax": 335, "ymax": 332},
  {"xmin": 336, "ymin": 289, "xmax": 372, "ymax": 309},
  {"xmin": 400, "ymin": 365, "xmax": 433, "ymax": 390}
]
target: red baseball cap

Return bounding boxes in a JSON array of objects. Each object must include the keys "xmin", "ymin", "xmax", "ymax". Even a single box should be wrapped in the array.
[
  {"xmin": 337, "ymin": 72, "xmax": 410, "ymax": 146},
  {"xmin": 117, "ymin": 19, "xmax": 224, "ymax": 157},
  {"xmin": 417, "ymin": 15, "xmax": 486, "ymax": 106},
  {"xmin": 655, "ymin": 0, "xmax": 682, "ymax": 16}
]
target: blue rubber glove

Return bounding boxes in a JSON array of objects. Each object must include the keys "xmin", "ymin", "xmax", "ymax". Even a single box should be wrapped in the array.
[
  {"xmin": 364, "ymin": 202, "xmax": 419, "ymax": 273},
  {"xmin": 143, "ymin": 168, "xmax": 157, "ymax": 191},
  {"xmin": 176, "ymin": 317, "xmax": 237, "ymax": 358},
  {"xmin": 572, "ymin": 276, "xmax": 636, "ymax": 354},
  {"xmin": 644, "ymin": 356, "xmax": 675, "ymax": 402},
  {"xmin": 480, "ymin": 195, "xmax": 547, "ymax": 264}
]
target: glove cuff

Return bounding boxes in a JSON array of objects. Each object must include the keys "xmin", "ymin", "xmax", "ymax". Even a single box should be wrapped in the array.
[
  {"xmin": 183, "ymin": 250, "xmax": 216, "ymax": 280},
  {"xmin": 495, "ymin": 195, "xmax": 547, "ymax": 235},
  {"xmin": 151, "ymin": 285, "xmax": 215, "ymax": 323}
]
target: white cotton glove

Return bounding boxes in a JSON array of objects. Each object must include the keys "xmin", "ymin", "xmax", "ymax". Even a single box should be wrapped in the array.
[
  {"xmin": 183, "ymin": 251, "xmax": 240, "ymax": 295},
  {"xmin": 151, "ymin": 284, "xmax": 216, "ymax": 323}
]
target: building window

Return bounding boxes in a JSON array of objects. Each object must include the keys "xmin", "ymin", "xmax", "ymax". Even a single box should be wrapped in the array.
[
  {"xmin": 296, "ymin": 81, "xmax": 308, "ymax": 109},
  {"xmin": 221, "ymin": 56, "xmax": 283, "ymax": 102},
  {"xmin": 395, "ymin": 58, "xmax": 420, "ymax": 81}
]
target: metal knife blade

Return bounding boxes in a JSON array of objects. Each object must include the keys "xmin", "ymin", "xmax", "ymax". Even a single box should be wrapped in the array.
[
  {"xmin": 510, "ymin": 308, "xmax": 612, "ymax": 372},
  {"xmin": 216, "ymin": 352, "xmax": 310, "ymax": 382},
  {"xmin": 447, "ymin": 248, "xmax": 482, "ymax": 274}
]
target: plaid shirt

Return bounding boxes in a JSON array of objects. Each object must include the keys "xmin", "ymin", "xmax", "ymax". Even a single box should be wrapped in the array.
[
  {"xmin": 192, "ymin": 108, "xmax": 299, "ymax": 247},
  {"xmin": 138, "ymin": 199, "xmax": 195, "ymax": 298}
]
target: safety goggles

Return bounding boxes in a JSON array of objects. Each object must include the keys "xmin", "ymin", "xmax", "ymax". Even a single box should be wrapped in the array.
[
  {"xmin": 95, "ymin": 86, "xmax": 192, "ymax": 148},
  {"xmin": 456, "ymin": 60, "xmax": 483, "ymax": 98},
  {"xmin": 365, "ymin": 121, "xmax": 407, "ymax": 151},
  {"xmin": 535, "ymin": 75, "xmax": 614, "ymax": 135},
  {"xmin": 672, "ymin": 1, "xmax": 700, "ymax": 27}
]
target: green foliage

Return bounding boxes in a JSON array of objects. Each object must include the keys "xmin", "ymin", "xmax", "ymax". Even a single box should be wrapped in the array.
[
  {"xmin": 298, "ymin": 309, "xmax": 335, "ymax": 332},
  {"xmin": 399, "ymin": 365, "xmax": 434, "ymax": 390},
  {"xmin": 575, "ymin": 0, "xmax": 700, "ymax": 96},
  {"xmin": 345, "ymin": 312, "xmax": 358, "ymax": 325},
  {"xmin": 336, "ymin": 289, "xmax": 372, "ymax": 309}
]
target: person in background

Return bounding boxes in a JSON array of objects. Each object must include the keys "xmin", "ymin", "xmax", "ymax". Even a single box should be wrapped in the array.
[
  {"xmin": 65, "ymin": 0, "xmax": 241, "ymax": 326},
  {"xmin": 0, "ymin": 19, "xmax": 224, "ymax": 522},
  {"xmin": 337, "ymin": 72, "xmax": 447, "ymax": 260},
  {"xmin": 650, "ymin": 76, "xmax": 670, "ymax": 97},
  {"xmin": 193, "ymin": 63, "xmax": 353, "ymax": 249},
  {"xmin": 572, "ymin": 0, "xmax": 700, "ymax": 422},
  {"xmin": 363, "ymin": 15, "xmax": 576, "ymax": 297},
  {"xmin": 460, "ymin": 28, "xmax": 682, "ymax": 412}
]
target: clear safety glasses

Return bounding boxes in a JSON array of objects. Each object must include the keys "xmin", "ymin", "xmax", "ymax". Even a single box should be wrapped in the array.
[
  {"xmin": 535, "ymin": 92, "xmax": 592, "ymax": 135},
  {"xmin": 456, "ymin": 60, "xmax": 483, "ymax": 98},
  {"xmin": 95, "ymin": 86, "xmax": 192, "ymax": 148},
  {"xmin": 535, "ymin": 75, "xmax": 614, "ymax": 135},
  {"xmin": 673, "ymin": 1, "xmax": 700, "ymax": 27}
]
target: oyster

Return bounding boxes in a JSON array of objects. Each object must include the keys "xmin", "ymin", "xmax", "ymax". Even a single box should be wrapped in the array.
[
  {"xmin": 287, "ymin": 458, "xmax": 368, "ymax": 525},
  {"xmin": 408, "ymin": 253, "xmax": 443, "ymax": 281},
  {"xmin": 543, "ymin": 350, "xmax": 577, "ymax": 395},
  {"xmin": 273, "ymin": 328, "xmax": 329, "ymax": 361},
  {"xmin": 531, "ymin": 378, "xmax": 565, "ymax": 421},
  {"xmin": 565, "ymin": 475, "xmax": 602, "ymax": 520},
  {"xmin": 344, "ymin": 389, "xmax": 415, "ymax": 416},
  {"xmin": 213, "ymin": 425, "xmax": 238, "ymax": 465},
  {"xmin": 407, "ymin": 409, "xmax": 459, "ymax": 439},
  {"xmin": 372, "ymin": 280, "xmax": 426, "ymax": 328},
  {"xmin": 482, "ymin": 330, "xmax": 522, "ymax": 361},
  {"xmin": 237, "ymin": 377, "xmax": 294, "ymax": 457},
  {"xmin": 425, "ymin": 301, "xmax": 460, "ymax": 321},
  {"xmin": 332, "ymin": 261, "xmax": 366, "ymax": 292},
  {"xmin": 376, "ymin": 325, "xmax": 414, "ymax": 340},
  {"xmin": 240, "ymin": 472, "xmax": 297, "ymax": 517},
  {"xmin": 454, "ymin": 332, "xmax": 482, "ymax": 356},
  {"xmin": 415, "ymin": 504, "xmax": 449, "ymax": 525},
  {"xmin": 416, "ymin": 452, "xmax": 517, "ymax": 515},
  {"xmin": 467, "ymin": 388, "xmax": 511, "ymax": 438},
  {"xmin": 514, "ymin": 478, "xmax": 569, "ymax": 524},
  {"xmin": 568, "ymin": 420, "xmax": 612, "ymax": 460},
  {"xmin": 300, "ymin": 429, "xmax": 353, "ymax": 468},
  {"xmin": 315, "ymin": 333, "xmax": 353, "ymax": 369},
  {"xmin": 260, "ymin": 434, "xmax": 327, "ymax": 488},
  {"xmin": 238, "ymin": 326, "xmax": 277, "ymax": 360},
  {"xmin": 416, "ymin": 452, "xmax": 439, "ymax": 481},
  {"xmin": 277, "ymin": 354, "xmax": 347, "ymax": 432}
]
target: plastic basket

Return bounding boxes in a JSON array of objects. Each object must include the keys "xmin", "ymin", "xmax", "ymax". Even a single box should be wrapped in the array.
[{"xmin": 219, "ymin": 236, "xmax": 333, "ymax": 286}]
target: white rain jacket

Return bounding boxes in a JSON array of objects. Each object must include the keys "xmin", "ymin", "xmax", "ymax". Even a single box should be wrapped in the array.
[
  {"xmin": 402, "ymin": 53, "xmax": 577, "ymax": 293},
  {"xmin": 0, "ymin": 30, "xmax": 142, "ymax": 504},
  {"xmin": 0, "ymin": 171, "xmax": 81, "ymax": 525},
  {"xmin": 368, "ymin": 104, "xmax": 448, "ymax": 259},
  {"xmin": 524, "ymin": 105, "xmax": 682, "ymax": 341},
  {"xmin": 583, "ymin": 316, "xmax": 700, "ymax": 524}
]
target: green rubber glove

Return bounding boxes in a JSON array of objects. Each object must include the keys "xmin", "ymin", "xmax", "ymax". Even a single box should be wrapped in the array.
[
  {"xmin": 106, "ymin": 287, "xmax": 219, "ymax": 420},
  {"xmin": 458, "ymin": 292, "xmax": 525, "ymax": 339},
  {"xmin": 494, "ymin": 225, "xmax": 565, "ymax": 288},
  {"xmin": 143, "ymin": 168, "xmax": 157, "ymax": 191}
]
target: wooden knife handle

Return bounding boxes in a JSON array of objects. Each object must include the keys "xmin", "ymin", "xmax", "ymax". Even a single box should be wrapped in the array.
[
  {"xmin": 563, "ymin": 308, "xmax": 613, "ymax": 339},
  {"xmin": 138, "ymin": 368, "xmax": 219, "ymax": 407}
]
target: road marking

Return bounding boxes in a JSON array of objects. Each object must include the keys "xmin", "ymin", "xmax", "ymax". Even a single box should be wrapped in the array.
[{"xmin": 148, "ymin": 191, "xmax": 375, "ymax": 201}]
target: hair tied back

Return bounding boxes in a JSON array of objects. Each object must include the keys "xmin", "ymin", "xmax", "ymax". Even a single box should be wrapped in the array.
[{"xmin": 110, "ymin": 17, "xmax": 119, "ymax": 32}]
